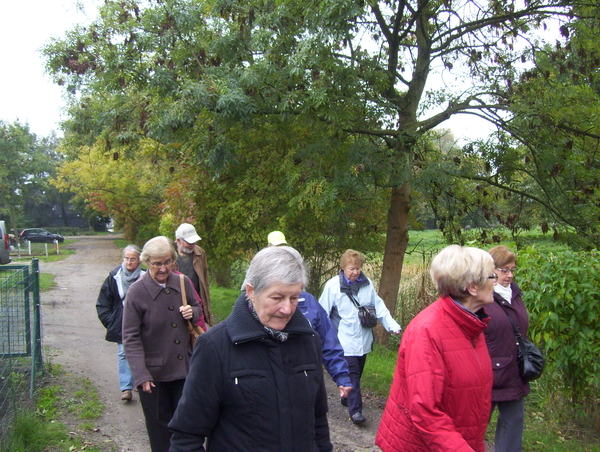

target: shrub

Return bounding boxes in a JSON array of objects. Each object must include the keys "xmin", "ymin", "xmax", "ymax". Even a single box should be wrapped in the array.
[{"xmin": 518, "ymin": 247, "xmax": 600, "ymax": 431}]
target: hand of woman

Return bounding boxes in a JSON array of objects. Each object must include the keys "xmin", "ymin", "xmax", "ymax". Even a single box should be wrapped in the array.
[
  {"xmin": 338, "ymin": 385, "xmax": 352, "ymax": 398},
  {"xmin": 179, "ymin": 304, "xmax": 193, "ymax": 320},
  {"xmin": 142, "ymin": 381, "xmax": 155, "ymax": 393}
]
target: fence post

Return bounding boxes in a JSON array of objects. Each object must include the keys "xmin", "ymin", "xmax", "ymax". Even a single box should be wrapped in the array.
[{"xmin": 29, "ymin": 259, "xmax": 43, "ymax": 397}]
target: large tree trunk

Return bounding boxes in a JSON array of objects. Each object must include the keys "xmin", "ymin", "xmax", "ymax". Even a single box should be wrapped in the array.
[{"xmin": 375, "ymin": 182, "xmax": 411, "ymax": 344}]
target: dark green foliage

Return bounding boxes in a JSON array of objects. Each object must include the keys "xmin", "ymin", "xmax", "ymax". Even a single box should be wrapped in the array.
[{"xmin": 519, "ymin": 247, "xmax": 600, "ymax": 409}]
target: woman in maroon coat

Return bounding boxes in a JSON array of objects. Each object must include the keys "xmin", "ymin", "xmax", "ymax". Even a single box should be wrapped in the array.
[
  {"xmin": 484, "ymin": 245, "xmax": 530, "ymax": 452},
  {"xmin": 376, "ymin": 245, "xmax": 496, "ymax": 452},
  {"xmin": 123, "ymin": 236, "xmax": 203, "ymax": 452}
]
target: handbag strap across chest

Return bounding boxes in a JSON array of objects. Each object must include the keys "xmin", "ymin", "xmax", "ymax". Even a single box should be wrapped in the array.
[{"xmin": 495, "ymin": 298, "xmax": 522, "ymax": 340}]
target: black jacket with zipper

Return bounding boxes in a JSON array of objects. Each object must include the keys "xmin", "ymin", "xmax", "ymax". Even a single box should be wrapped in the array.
[{"xmin": 168, "ymin": 293, "xmax": 333, "ymax": 452}]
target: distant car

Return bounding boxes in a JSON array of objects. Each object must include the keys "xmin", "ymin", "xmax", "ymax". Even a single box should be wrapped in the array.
[
  {"xmin": 19, "ymin": 228, "xmax": 65, "ymax": 243},
  {"xmin": 1, "ymin": 220, "xmax": 11, "ymax": 264}
]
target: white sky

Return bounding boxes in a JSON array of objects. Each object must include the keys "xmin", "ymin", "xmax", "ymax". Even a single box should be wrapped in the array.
[{"xmin": 0, "ymin": 0, "xmax": 101, "ymax": 137}]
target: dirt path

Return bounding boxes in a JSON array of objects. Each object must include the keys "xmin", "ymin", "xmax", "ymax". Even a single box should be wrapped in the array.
[{"xmin": 40, "ymin": 235, "xmax": 384, "ymax": 452}]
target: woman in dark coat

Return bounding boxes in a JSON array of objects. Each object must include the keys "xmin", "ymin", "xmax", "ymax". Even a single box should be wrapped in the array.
[
  {"xmin": 168, "ymin": 246, "xmax": 332, "ymax": 452},
  {"xmin": 96, "ymin": 244, "xmax": 144, "ymax": 402},
  {"xmin": 484, "ymin": 245, "xmax": 530, "ymax": 452},
  {"xmin": 123, "ymin": 236, "xmax": 203, "ymax": 452}
]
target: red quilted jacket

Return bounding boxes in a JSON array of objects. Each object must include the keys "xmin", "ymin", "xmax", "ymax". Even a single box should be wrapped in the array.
[{"xmin": 376, "ymin": 296, "xmax": 492, "ymax": 452}]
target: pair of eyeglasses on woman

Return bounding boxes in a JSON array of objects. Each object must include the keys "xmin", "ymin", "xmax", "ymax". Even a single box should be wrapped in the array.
[
  {"xmin": 123, "ymin": 257, "xmax": 139, "ymax": 262},
  {"xmin": 148, "ymin": 259, "xmax": 173, "ymax": 268},
  {"xmin": 496, "ymin": 267, "xmax": 517, "ymax": 274},
  {"xmin": 488, "ymin": 273, "xmax": 499, "ymax": 280}
]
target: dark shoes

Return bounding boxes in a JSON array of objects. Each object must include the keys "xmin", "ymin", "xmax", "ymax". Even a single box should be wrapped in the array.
[
  {"xmin": 350, "ymin": 412, "xmax": 366, "ymax": 424},
  {"xmin": 340, "ymin": 397, "xmax": 348, "ymax": 407},
  {"xmin": 121, "ymin": 390, "xmax": 133, "ymax": 401}
]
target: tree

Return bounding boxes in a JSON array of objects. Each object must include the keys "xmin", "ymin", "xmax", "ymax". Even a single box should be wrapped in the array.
[
  {"xmin": 0, "ymin": 121, "xmax": 63, "ymax": 235},
  {"xmin": 44, "ymin": 0, "xmax": 596, "ymax": 330}
]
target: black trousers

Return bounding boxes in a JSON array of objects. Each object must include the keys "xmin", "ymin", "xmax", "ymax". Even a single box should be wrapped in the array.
[
  {"xmin": 345, "ymin": 354, "xmax": 367, "ymax": 416},
  {"xmin": 138, "ymin": 379, "xmax": 185, "ymax": 452}
]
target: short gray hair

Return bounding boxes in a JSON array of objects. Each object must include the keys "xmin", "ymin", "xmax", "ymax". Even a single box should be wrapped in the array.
[
  {"xmin": 245, "ymin": 246, "xmax": 307, "ymax": 296},
  {"xmin": 122, "ymin": 244, "xmax": 141, "ymax": 257},
  {"xmin": 140, "ymin": 236, "xmax": 177, "ymax": 265},
  {"xmin": 430, "ymin": 245, "xmax": 494, "ymax": 300}
]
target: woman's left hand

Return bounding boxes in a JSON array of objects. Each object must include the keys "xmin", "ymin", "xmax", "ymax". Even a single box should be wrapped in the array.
[{"xmin": 180, "ymin": 305, "xmax": 193, "ymax": 320}]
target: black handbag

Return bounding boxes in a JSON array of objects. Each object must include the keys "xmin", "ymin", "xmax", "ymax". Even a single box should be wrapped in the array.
[
  {"xmin": 497, "ymin": 300, "xmax": 545, "ymax": 381},
  {"xmin": 347, "ymin": 293, "xmax": 377, "ymax": 328}
]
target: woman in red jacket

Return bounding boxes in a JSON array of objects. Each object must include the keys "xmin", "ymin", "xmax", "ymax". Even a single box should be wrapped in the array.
[{"xmin": 376, "ymin": 245, "xmax": 496, "ymax": 452}]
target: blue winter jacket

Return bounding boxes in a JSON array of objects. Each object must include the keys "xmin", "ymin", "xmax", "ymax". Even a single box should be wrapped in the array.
[{"xmin": 298, "ymin": 291, "xmax": 352, "ymax": 388}]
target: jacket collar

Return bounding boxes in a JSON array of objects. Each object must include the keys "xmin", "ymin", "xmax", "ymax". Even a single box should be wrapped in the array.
[
  {"xmin": 140, "ymin": 271, "xmax": 182, "ymax": 300},
  {"xmin": 226, "ymin": 293, "xmax": 314, "ymax": 344},
  {"xmin": 339, "ymin": 270, "xmax": 370, "ymax": 296},
  {"xmin": 440, "ymin": 296, "xmax": 490, "ymax": 341}
]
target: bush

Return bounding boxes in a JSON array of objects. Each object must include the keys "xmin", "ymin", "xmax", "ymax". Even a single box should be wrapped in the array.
[{"xmin": 519, "ymin": 247, "xmax": 600, "ymax": 431}]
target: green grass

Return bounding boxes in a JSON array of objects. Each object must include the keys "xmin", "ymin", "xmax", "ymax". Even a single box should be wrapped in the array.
[
  {"xmin": 362, "ymin": 344, "xmax": 398, "ymax": 395},
  {"xmin": 66, "ymin": 379, "xmax": 104, "ymax": 420},
  {"xmin": 39, "ymin": 273, "xmax": 56, "ymax": 291},
  {"xmin": 210, "ymin": 285, "xmax": 242, "ymax": 323},
  {"xmin": 1, "ymin": 365, "xmax": 106, "ymax": 452}
]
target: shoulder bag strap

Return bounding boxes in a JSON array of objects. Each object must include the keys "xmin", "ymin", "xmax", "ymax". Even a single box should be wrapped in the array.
[
  {"xmin": 495, "ymin": 298, "xmax": 522, "ymax": 339},
  {"xmin": 179, "ymin": 273, "xmax": 188, "ymax": 306},
  {"xmin": 180, "ymin": 274, "xmax": 198, "ymax": 335},
  {"xmin": 346, "ymin": 291, "xmax": 361, "ymax": 309}
]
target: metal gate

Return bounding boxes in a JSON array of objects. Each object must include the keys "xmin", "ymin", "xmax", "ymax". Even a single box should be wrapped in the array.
[{"xmin": 0, "ymin": 259, "xmax": 43, "ymax": 444}]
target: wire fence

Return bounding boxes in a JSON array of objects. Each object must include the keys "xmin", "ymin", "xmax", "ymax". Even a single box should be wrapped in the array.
[{"xmin": 0, "ymin": 259, "xmax": 43, "ymax": 445}]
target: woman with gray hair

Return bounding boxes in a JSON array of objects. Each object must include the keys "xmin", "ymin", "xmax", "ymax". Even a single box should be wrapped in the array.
[
  {"xmin": 376, "ymin": 245, "xmax": 496, "ymax": 452},
  {"xmin": 96, "ymin": 244, "xmax": 145, "ymax": 402},
  {"xmin": 123, "ymin": 236, "xmax": 203, "ymax": 452},
  {"xmin": 169, "ymin": 246, "xmax": 332, "ymax": 452}
]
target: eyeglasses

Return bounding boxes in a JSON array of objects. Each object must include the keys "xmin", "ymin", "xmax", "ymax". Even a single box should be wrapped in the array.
[
  {"xmin": 488, "ymin": 273, "xmax": 499, "ymax": 280},
  {"xmin": 496, "ymin": 267, "xmax": 517, "ymax": 275},
  {"xmin": 148, "ymin": 259, "xmax": 173, "ymax": 268},
  {"xmin": 123, "ymin": 257, "xmax": 139, "ymax": 262}
]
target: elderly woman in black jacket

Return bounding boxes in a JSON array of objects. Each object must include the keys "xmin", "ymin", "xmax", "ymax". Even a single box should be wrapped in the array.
[
  {"xmin": 123, "ymin": 236, "xmax": 203, "ymax": 452},
  {"xmin": 168, "ymin": 246, "xmax": 332, "ymax": 452},
  {"xmin": 96, "ymin": 244, "xmax": 144, "ymax": 402},
  {"xmin": 484, "ymin": 245, "xmax": 531, "ymax": 452}
]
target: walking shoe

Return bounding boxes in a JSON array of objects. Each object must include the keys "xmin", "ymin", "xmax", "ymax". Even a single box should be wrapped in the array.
[
  {"xmin": 350, "ymin": 412, "xmax": 366, "ymax": 424},
  {"xmin": 121, "ymin": 390, "xmax": 133, "ymax": 401},
  {"xmin": 340, "ymin": 397, "xmax": 348, "ymax": 407}
]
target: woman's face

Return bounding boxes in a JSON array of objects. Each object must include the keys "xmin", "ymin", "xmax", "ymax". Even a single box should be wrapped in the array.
[
  {"xmin": 123, "ymin": 250, "xmax": 141, "ymax": 272},
  {"xmin": 476, "ymin": 271, "xmax": 498, "ymax": 305},
  {"xmin": 496, "ymin": 260, "xmax": 516, "ymax": 287},
  {"xmin": 247, "ymin": 282, "xmax": 303, "ymax": 330},
  {"xmin": 146, "ymin": 253, "xmax": 174, "ymax": 284},
  {"xmin": 342, "ymin": 261, "xmax": 362, "ymax": 282}
]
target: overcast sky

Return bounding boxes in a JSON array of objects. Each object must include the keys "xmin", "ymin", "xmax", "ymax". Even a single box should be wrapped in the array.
[
  {"xmin": 0, "ymin": 0, "xmax": 494, "ymax": 141},
  {"xmin": 0, "ymin": 0, "xmax": 101, "ymax": 137}
]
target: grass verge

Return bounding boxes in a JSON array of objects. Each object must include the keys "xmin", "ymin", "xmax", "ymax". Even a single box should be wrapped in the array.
[{"xmin": 1, "ymin": 363, "xmax": 111, "ymax": 452}]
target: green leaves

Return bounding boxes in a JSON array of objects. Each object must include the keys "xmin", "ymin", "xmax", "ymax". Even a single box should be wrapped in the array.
[{"xmin": 519, "ymin": 247, "xmax": 600, "ymax": 403}]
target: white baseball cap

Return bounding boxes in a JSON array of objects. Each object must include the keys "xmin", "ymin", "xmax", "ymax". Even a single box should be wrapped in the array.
[{"xmin": 175, "ymin": 223, "xmax": 202, "ymax": 243}]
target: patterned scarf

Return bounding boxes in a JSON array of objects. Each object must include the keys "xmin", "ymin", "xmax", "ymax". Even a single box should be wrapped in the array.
[{"xmin": 247, "ymin": 297, "xmax": 289, "ymax": 342}]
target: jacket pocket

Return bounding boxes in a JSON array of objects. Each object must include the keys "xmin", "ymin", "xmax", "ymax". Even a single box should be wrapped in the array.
[
  {"xmin": 492, "ymin": 356, "xmax": 514, "ymax": 389},
  {"xmin": 144, "ymin": 354, "xmax": 164, "ymax": 368},
  {"xmin": 293, "ymin": 363, "xmax": 318, "ymax": 375},
  {"xmin": 230, "ymin": 369, "xmax": 268, "ymax": 381}
]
